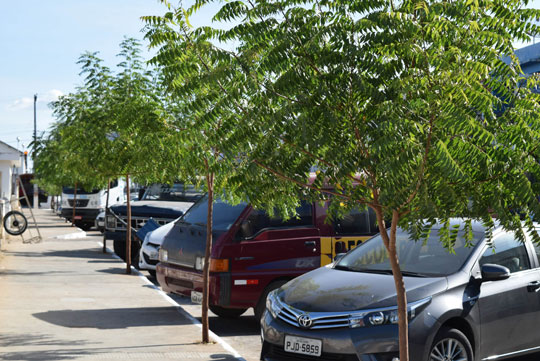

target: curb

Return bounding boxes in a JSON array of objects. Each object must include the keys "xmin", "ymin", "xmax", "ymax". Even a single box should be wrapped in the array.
[{"xmin": 97, "ymin": 241, "xmax": 247, "ymax": 361}]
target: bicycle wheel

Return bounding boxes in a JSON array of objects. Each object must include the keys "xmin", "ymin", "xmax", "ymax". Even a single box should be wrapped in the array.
[{"xmin": 3, "ymin": 211, "xmax": 28, "ymax": 236}]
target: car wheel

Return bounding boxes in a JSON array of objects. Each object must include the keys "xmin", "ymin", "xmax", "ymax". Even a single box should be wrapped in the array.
[
  {"xmin": 428, "ymin": 327, "xmax": 473, "ymax": 361},
  {"xmin": 209, "ymin": 305, "xmax": 247, "ymax": 318},
  {"xmin": 148, "ymin": 270, "xmax": 156, "ymax": 278},
  {"xmin": 254, "ymin": 280, "xmax": 288, "ymax": 321}
]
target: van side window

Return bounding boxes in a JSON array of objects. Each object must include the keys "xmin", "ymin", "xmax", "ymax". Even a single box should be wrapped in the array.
[
  {"xmin": 479, "ymin": 233, "xmax": 531, "ymax": 273},
  {"xmin": 109, "ymin": 179, "xmax": 119, "ymax": 188},
  {"xmin": 237, "ymin": 202, "xmax": 313, "ymax": 239},
  {"xmin": 334, "ymin": 207, "xmax": 377, "ymax": 235}
]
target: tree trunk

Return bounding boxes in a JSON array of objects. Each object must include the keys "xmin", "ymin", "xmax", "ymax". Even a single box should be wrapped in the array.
[
  {"xmin": 102, "ymin": 179, "xmax": 110, "ymax": 253},
  {"xmin": 71, "ymin": 182, "xmax": 77, "ymax": 227},
  {"xmin": 374, "ymin": 208, "xmax": 408, "ymax": 361},
  {"xmin": 202, "ymin": 172, "xmax": 214, "ymax": 343},
  {"xmin": 126, "ymin": 174, "xmax": 132, "ymax": 275}
]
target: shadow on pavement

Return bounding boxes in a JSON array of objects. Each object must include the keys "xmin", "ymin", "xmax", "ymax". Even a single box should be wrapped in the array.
[
  {"xmin": 0, "ymin": 332, "xmax": 93, "ymax": 347},
  {"xmin": 1, "ymin": 248, "xmax": 111, "ymax": 260},
  {"xmin": 33, "ymin": 307, "xmax": 193, "ymax": 329}
]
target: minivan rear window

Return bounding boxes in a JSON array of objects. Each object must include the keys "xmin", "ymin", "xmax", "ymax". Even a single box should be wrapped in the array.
[{"xmin": 182, "ymin": 195, "xmax": 247, "ymax": 231}]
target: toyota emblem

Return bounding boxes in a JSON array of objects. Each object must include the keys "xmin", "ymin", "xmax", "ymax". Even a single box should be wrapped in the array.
[{"xmin": 297, "ymin": 314, "xmax": 313, "ymax": 329}]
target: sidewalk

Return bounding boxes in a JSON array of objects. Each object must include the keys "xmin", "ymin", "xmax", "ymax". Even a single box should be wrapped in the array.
[{"xmin": 0, "ymin": 209, "xmax": 244, "ymax": 361}]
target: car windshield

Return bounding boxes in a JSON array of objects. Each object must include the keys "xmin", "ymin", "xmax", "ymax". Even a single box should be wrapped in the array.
[
  {"xmin": 336, "ymin": 228, "xmax": 484, "ymax": 276},
  {"xmin": 62, "ymin": 186, "xmax": 100, "ymax": 195},
  {"xmin": 143, "ymin": 183, "xmax": 203, "ymax": 202},
  {"xmin": 180, "ymin": 195, "xmax": 247, "ymax": 231}
]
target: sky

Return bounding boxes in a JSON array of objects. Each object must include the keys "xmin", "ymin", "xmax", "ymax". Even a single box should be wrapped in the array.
[
  {"xmin": 0, "ymin": 0, "xmax": 221, "ymax": 157},
  {"xmin": 1, "ymin": 0, "xmax": 540, "ymax": 160}
]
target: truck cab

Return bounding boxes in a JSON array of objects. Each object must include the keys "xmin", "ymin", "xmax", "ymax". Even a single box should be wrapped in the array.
[{"xmin": 61, "ymin": 179, "xmax": 125, "ymax": 230}]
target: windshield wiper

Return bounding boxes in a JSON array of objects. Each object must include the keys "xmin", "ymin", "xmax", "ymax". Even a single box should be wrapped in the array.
[{"xmin": 400, "ymin": 271, "xmax": 428, "ymax": 278}]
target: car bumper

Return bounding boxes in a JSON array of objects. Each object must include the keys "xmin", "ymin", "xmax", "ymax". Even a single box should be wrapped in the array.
[
  {"xmin": 104, "ymin": 230, "xmax": 127, "ymax": 242},
  {"xmin": 62, "ymin": 208, "xmax": 101, "ymax": 222},
  {"xmin": 260, "ymin": 309, "xmax": 435, "ymax": 361}
]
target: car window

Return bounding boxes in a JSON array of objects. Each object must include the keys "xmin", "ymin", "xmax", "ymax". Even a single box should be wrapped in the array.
[
  {"xmin": 334, "ymin": 207, "xmax": 378, "ymax": 235},
  {"xmin": 479, "ymin": 233, "xmax": 531, "ymax": 273},
  {"xmin": 237, "ymin": 201, "xmax": 313, "ymax": 239}
]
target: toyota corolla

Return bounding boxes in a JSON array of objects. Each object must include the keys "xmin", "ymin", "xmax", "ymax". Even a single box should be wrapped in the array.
[{"xmin": 261, "ymin": 219, "xmax": 540, "ymax": 361}]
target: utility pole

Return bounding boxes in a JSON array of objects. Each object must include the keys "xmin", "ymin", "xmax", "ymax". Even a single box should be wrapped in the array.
[{"xmin": 33, "ymin": 94, "xmax": 38, "ymax": 209}]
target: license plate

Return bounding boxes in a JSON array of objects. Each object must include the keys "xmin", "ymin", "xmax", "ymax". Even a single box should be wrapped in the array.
[
  {"xmin": 74, "ymin": 216, "xmax": 82, "ymax": 220},
  {"xmin": 284, "ymin": 335, "xmax": 322, "ymax": 357},
  {"xmin": 191, "ymin": 291, "xmax": 202, "ymax": 304}
]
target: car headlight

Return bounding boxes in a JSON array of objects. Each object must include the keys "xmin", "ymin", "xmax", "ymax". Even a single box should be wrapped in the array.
[
  {"xmin": 266, "ymin": 289, "xmax": 283, "ymax": 319},
  {"xmin": 159, "ymin": 249, "xmax": 168, "ymax": 262},
  {"xmin": 106, "ymin": 215, "xmax": 116, "ymax": 229},
  {"xmin": 195, "ymin": 256, "xmax": 205, "ymax": 271},
  {"xmin": 348, "ymin": 297, "xmax": 431, "ymax": 328}
]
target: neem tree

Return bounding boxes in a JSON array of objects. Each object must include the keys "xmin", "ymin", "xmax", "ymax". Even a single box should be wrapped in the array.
[
  {"xmin": 43, "ymin": 39, "xmax": 171, "ymax": 273},
  {"xmin": 143, "ymin": 5, "xmax": 267, "ymax": 342},
  {"xmin": 179, "ymin": 0, "xmax": 540, "ymax": 359}
]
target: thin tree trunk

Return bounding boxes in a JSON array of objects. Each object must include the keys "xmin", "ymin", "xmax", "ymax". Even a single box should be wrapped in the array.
[
  {"xmin": 126, "ymin": 174, "xmax": 131, "ymax": 275},
  {"xmin": 102, "ymin": 179, "xmax": 110, "ymax": 253},
  {"xmin": 202, "ymin": 172, "xmax": 214, "ymax": 343},
  {"xmin": 374, "ymin": 208, "xmax": 408, "ymax": 361},
  {"xmin": 71, "ymin": 182, "xmax": 77, "ymax": 227}
]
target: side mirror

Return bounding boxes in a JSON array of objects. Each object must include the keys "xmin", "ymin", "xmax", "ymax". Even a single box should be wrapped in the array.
[{"xmin": 481, "ymin": 263, "xmax": 510, "ymax": 282}]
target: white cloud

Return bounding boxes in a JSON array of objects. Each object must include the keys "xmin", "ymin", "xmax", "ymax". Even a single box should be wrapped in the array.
[
  {"xmin": 39, "ymin": 89, "xmax": 63, "ymax": 103},
  {"xmin": 5, "ymin": 89, "xmax": 64, "ymax": 111},
  {"xmin": 6, "ymin": 97, "xmax": 33, "ymax": 111}
]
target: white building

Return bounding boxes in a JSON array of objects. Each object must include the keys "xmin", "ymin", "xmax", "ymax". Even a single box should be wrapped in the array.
[{"xmin": 0, "ymin": 140, "xmax": 22, "ymax": 204}]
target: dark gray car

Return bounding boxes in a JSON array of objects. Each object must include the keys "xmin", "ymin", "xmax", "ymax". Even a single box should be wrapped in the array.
[{"xmin": 261, "ymin": 219, "xmax": 540, "ymax": 361}]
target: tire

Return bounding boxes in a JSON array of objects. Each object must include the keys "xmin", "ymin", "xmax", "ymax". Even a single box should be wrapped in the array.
[
  {"xmin": 113, "ymin": 240, "xmax": 127, "ymax": 262},
  {"xmin": 428, "ymin": 327, "xmax": 473, "ymax": 361},
  {"xmin": 148, "ymin": 270, "xmax": 156, "ymax": 278},
  {"xmin": 112, "ymin": 239, "xmax": 140, "ymax": 266},
  {"xmin": 209, "ymin": 305, "xmax": 248, "ymax": 318},
  {"xmin": 75, "ymin": 222, "xmax": 92, "ymax": 231},
  {"xmin": 3, "ymin": 211, "xmax": 28, "ymax": 236},
  {"xmin": 254, "ymin": 280, "xmax": 288, "ymax": 321}
]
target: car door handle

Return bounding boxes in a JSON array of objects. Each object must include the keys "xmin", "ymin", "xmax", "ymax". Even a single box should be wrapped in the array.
[
  {"xmin": 527, "ymin": 281, "xmax": 540, "ymax": 292},
  {"xmin": 304, "ymin": 241, "xmax": 316, "ymax": 247}
]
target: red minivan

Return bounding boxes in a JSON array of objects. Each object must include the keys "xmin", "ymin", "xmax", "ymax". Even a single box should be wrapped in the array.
[{"xmin": 156, "ymin": 195, "xmax": 378, "ymax": 319}]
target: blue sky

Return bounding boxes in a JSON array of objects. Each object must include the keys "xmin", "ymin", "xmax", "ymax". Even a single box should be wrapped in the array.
[
  {"xmin": 0, "ymin": 0, "xmax": 220, "ymax": 155},
  {"xmin": 1, "ymin": 0, "xmax": 540, "ymax": 159}
]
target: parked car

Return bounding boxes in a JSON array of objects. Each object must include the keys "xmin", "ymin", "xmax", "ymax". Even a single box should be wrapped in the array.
[
  {"xmin": 105, "ymin": 182, "xmax": 203, "ymax": 264},
  {"xmin": 139, "ymin": 219, "xmax": 176, "ymax": 277},
  {"xmin": 95, "ymin": 211, "xmax": 105, "ymax": 233},
  {"xmin": 261, "ymin": 219, "xmax": 540, "ymax": 361},
  {"xmin": 156, "ymin": 195, "xmax": 380, "ymax": 320}
]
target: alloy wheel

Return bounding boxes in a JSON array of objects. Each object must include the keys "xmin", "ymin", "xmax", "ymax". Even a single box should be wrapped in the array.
[{"xmin": 430, "ymin": 337, "xmax": 468, "ymax": 361}]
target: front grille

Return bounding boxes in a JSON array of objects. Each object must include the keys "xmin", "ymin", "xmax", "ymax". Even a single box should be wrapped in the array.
[
  {"xmin": 278, "ymin": 304, "xmax": 351, "ymax": 330},
  {"xmin": 264, "ymin": 343, "xmax": 358, "ymax": 361},
  {"xmin": 165, "ymin": 277, "xmax": 194, "ymax": 289},
  {"xmin": 110, "ymin": 216, "xmax": 170, "ymax": 231},
  {"xmin": 143, "ymin": 253, "xmax": 159, "ymax": 266},
  {"xmin": 68, "ymin": 199, "xmax": 89, "ymax": 207}
]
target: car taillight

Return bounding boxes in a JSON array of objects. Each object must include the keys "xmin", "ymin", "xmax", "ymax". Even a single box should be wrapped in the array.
[{"xmin": 209, "ymin": 258, "xmax": 229, "ymax": 272}]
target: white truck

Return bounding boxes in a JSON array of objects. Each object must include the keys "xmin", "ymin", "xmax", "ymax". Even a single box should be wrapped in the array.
[{"xmin": 61, "ymin": 179, "xmax": 126, "ymax": 230}]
